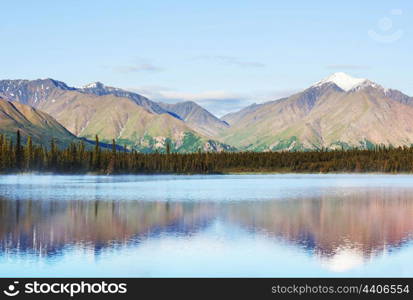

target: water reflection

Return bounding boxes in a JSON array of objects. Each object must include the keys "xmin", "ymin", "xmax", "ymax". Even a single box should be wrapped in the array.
[
  {"xmin": 225, "ymin": 189, "xmax": 413, "ymax": 255},
  {"xmin": 0, "ymin": 200, "xmax": 217, "ymax": 256},
  {"xmin": 1, "ymin": 190, "xmax": 413, "ymax": 273},
  {"xmin": 0, "ymin": 175, "xmax": 413, "ymax": 277}
]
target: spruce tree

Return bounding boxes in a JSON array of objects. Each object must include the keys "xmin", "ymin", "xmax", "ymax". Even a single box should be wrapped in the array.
[
  {"xmin": 166, "ymin": 140, "xmax": 171, "ymax": 155},
  {"xmin": 93, "ymin": 135, "xmax": 101, "ymax": 170},
  {"xmin": 15, "ymin": 130, "xmax": 23, "ymax": 170},
  {"xmin": 25, "ymin": 136, "xmax": 33, "ymax": 170}
]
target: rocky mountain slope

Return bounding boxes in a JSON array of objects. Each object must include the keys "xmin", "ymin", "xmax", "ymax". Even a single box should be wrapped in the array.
[
  {"xmin": 221, "ymin": 73, "xmax": 413, "ymax": 150},
  {"xmin": 3, "ymin": 73, "xmax": 413, "ymax": 152},
  {"xmin": 0, "ymin": 79, "xmax": 233, "ymax": 152},
  {"xmin": 159, "ymin": 101, "xmax": 229, "ymax": 137},
  {"xmin": 37, "ymin": 90, "xmax": 232, "ymax": 152},
  {"xmin": 80, "ymin": 81, "xmax": 170, "ymax": 115},
  {"xmin": 0, "ymin": 96, "xmax": 78, "ymax": 146}
]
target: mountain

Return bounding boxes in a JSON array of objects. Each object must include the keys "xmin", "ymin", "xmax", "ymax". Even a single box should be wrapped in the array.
[
  {"xmin": 221, "ymin": 102, "xmax": 269, "ymax": 126},
  {"xmin": 37, "ymin": 90, "xmax": 233, "ymax": 152},
  {"xmin": 0, "ymin": 96, "xmax": 78, "ymax": 146},
  {"xmin": 0, "ymin": 79, "xmax": 233, "ymax": 152},
  {"xmin": 79, "ymin": 83, "xmax": 230, "ymax": 132},
  {"xmin": 54, "ymin": 95, "xmax": 235, "ymax": 152},
  {"xmin": 220, "ymin": 72, "xmax": 413, "ymax": 150},
  {"xmin": 158, "ymin": 101, "xmax": 229, "ymax": 137},
  {"xmin": 0, "ymin": 79, "xmax": 172, "ymax": 115},
  {"xmin": 4, "ymin": 73, "xmax": 413, "ymax": 152},
  {"xmin": 79, "ymin": 82, "xmax": 172, "ymax": 115},
  {"xmin": 0, "ymin": 79, "xmax": 75, "ymax": 107}
]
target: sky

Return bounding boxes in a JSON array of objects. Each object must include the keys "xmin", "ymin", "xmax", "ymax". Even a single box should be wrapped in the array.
[{"xmin": 0, "ymin": 0, "xmax": 411, "ymax": 116}]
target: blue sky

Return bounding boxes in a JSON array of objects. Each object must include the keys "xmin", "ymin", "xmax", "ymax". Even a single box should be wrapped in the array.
[{"xmin": 1, "ymin": 0, "xmax": 411, "ymax": 115}]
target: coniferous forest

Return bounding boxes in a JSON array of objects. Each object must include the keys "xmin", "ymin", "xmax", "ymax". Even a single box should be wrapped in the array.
[{"xmin": 2, "ymin": 130, "xmax": 413, "ymax": 174}]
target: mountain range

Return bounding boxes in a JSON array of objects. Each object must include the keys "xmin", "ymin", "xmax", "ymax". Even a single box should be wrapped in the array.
[
  {"xmin": 1, "ymin": 72, "xmax": 412, "ymax": 152},
  {"xmin": 221, "ymin": 73, "xmax": 413, "ymax": 150},
  {"xmin": 0, "ymin": 79, "xmax": 233, "ymax": 152}
]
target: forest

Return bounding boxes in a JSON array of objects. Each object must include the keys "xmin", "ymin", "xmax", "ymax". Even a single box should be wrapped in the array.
[{"xmin": 1, "ymin": 130, "xmax": 413, "ymax": 174}]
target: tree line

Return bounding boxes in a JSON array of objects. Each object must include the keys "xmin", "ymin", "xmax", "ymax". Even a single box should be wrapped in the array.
[{"xmin": 1, "ymin": 130, "xmax": 413, "ymax": 174}]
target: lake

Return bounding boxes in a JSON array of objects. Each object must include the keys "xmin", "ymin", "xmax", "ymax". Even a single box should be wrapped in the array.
[{"xmin": 0, "ymin": 174, "xmax": 412, "ymax": 277}]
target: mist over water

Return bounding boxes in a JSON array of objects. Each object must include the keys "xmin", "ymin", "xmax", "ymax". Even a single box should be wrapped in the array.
[{"xmin": 0, "ymin": 174, "xmax": 412, "ymax": 277}]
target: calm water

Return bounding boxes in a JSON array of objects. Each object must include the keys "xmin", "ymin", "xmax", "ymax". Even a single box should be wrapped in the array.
[{"xmin": 0, "ymin": 174, "xmax": 412, "ymax": 277}]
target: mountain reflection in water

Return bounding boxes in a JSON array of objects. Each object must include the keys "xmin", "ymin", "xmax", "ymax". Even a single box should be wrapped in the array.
[
  {"xmin": 0, "ymin": 175, "xmax": 413, "ymax": 277},
  {"xmin": 1, "ymin": 190, "xmax": 413, "ymax": 257}
]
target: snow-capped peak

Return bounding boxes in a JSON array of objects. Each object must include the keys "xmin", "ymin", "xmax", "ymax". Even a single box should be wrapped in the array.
[
  {"xmin": 314, "ymin": 72, "xmax": 368, "ymax": 92},
  {"xmin": 83, "ymin": 82, "xmax": 104, "ymax": 89}
]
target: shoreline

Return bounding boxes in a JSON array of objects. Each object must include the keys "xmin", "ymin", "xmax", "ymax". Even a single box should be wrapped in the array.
[{"xmin": 2, "ymin": 171, "xmax": 413, "ymax": 176}]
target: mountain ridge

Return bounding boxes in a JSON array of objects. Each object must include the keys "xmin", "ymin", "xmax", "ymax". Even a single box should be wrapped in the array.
[
  {"xmin": 0, "ymin": 79, "xmax": 234, "ymax": 152},
  {"xmin": 0, "ymin": 78, "xmax": 228, "ymax": 135},
  {"xmin": 1, "ymin": 73, "xmax": 413, "ymax": 152},
  {"xmin": 219, "ymin": 73, "xmax": 413, "ymax": 150},
  {"xmin": 158, "ymin": 101, "xmax": 229, "ymax": 137}
]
